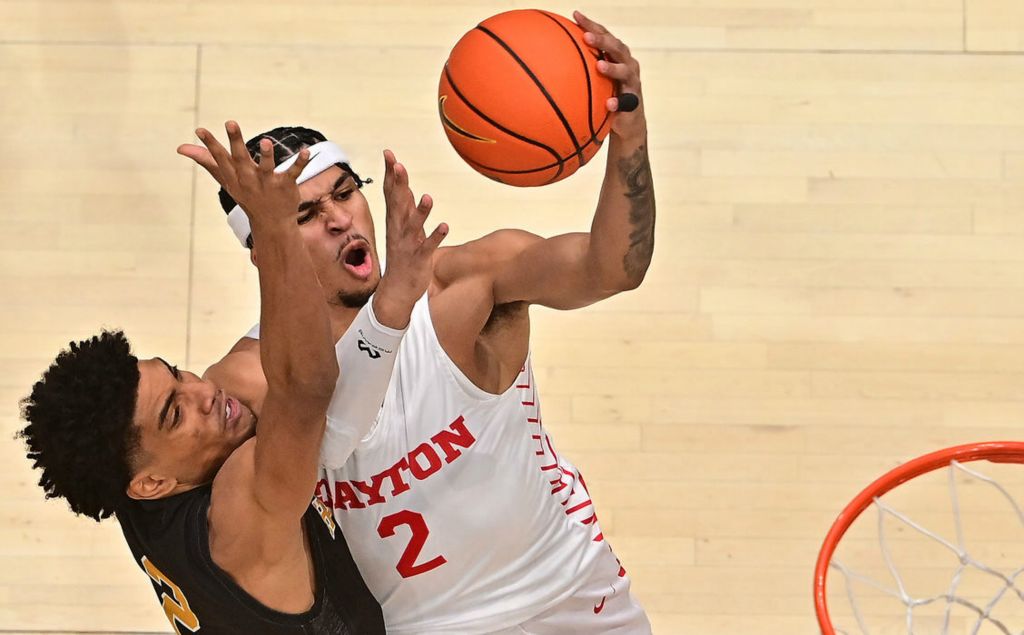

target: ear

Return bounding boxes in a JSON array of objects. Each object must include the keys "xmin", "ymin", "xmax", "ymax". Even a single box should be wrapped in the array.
[{"xmin": 126, "ymin": 472, "xmax": 178, "ymax": 501}]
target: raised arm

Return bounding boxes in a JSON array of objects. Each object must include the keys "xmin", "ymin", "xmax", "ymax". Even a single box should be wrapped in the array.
[
  {"xmin": 188, "ymin": 122, "xmax": 339, "ymax": 521},
  {"xmin": 453, "ymin": 12, "xmax": 655, "ymax": 311}
]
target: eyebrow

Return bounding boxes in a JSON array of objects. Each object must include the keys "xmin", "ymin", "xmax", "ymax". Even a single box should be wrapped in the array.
[
  {"xmin": 297, "ymin": 174, "xmax": 353, "ymax": 213},
  {"xmin": 155, "ymin": 357, "xmax": 178, "ymax": 431}
]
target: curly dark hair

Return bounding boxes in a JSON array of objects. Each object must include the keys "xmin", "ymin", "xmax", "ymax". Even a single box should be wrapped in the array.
[
  {"xmin": 217, "ymin": 125, "xmax": 372, "ymax": 248},
  {"xmin": 19, "ymin": 330, "xmax": 142, "ymax": 521}
]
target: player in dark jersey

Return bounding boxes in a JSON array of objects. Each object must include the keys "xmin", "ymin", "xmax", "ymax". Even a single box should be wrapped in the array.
[{"xmin": 19, "ymin": 122, "xmax": 446, "ymax": 634}]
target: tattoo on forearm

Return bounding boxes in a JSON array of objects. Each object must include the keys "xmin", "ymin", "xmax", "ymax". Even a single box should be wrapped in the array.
[{"xmin": 620, "ymin": 144, "xmax": 656, "ymax": 279}]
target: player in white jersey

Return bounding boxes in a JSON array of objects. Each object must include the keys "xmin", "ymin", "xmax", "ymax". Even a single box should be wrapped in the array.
[{"xmin": 184, "ymin": 11, "xmax": 655, "ymax": 633}]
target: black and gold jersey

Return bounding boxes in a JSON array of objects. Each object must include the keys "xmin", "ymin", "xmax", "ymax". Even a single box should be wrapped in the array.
[{"xmin": 117, "ymin": 486, "xmax": 384, "ymax": 634}]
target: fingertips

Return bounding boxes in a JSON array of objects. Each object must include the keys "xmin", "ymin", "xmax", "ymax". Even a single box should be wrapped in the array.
[
  {"xmin": 426, "ymin": 222, "xmax": 449, "ymax": 249},
  {"xmin": 394, "ymin": 162, "xmax": 409, "ymax": 185},
  {"xmin": 258, "ymin": 138, "xmax": 273, "ymax": 170},
  {"xmin": 417, "ymin": 194, "xmax": 433, "ymax": 214},
  {"xmin": 285, "ymin": 148, "xmax": 311, "ymax": 179}
]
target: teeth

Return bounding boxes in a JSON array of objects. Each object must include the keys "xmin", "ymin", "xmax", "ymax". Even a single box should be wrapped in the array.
[{"xmin": 225, "ymin": 400, "xmax": 232, "ymax": 420}]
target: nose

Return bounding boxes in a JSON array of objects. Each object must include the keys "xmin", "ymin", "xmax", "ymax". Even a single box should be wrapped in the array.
[
  {"xmin": 182, "ymin": 375, "xmax": 219, "ymax": 416},
  {"xmin": 321, "ymin": 202, "xmax": 352, "ymax": 234}
]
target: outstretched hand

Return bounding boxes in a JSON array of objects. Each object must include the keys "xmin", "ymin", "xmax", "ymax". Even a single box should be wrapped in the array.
[
  {"xmin": 373, "ymin": 149, "xmax": 448, "ymax": 320},
  {"xmin": 178, "ymin": 121, "xmax": 310, "ymax": 227}
]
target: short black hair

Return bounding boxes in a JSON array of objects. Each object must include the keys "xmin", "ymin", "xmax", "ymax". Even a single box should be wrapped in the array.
[
  {"xmin": 217, "ymin": 125, "xmax": 371, "ymax": 248},
  {"xmin": 19, "ymin": 330, "xmax": 142, "ymax": 521}
]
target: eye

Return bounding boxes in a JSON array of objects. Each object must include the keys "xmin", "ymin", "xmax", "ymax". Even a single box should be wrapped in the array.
[
  {"xmin": 297, "ymin": 210, "xmax": 316, "ymax": 225},
  {"xmin": 333, "ymin": 189, "xmax": 353, "ymax": 202},
  {"xmin": 172, "ymin": 406, "xmax": 181, "ymax": 429}
]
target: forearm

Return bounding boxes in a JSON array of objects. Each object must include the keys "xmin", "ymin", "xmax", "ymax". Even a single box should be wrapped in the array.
[
  {"xmin": 588, "ymin": 129, "xmax": 656, "ymax": 291},
  {"xmin": 321, "ymin": 298, "xmax": 407, "ymax": 469},
  {"xmin": 254, "ymin": 218, "xmax": 337, "ymax": 398}
]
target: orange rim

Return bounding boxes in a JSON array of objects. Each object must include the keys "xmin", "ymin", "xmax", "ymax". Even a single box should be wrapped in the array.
[{"xmin": 813, "ymin": 441, "xmax": 1024, "ymax": 634}]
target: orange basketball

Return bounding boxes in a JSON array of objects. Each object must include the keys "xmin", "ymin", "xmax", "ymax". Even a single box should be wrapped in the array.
[{"xmin": 438, "ymin": 9, "xmax": 615, "ymax": 187}]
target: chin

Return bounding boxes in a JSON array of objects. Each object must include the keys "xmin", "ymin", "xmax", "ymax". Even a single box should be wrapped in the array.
[
  {"xmin": 241, "ymin": 412, "xmax": 258, "ymax": 439},
  {"xmin": 336, "ymin": 281, "xmax": 378, "ymax": 309}
]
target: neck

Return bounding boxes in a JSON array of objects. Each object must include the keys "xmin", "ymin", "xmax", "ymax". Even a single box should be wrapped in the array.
[{"xmin": 327, "ymin": 303, "xmax": 363, "ymax": 341}]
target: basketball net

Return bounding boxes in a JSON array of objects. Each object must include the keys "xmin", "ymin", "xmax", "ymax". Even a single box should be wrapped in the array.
[{"xmin": 815, "ymin": 442, "xmax": 1024, "ymax": 635}]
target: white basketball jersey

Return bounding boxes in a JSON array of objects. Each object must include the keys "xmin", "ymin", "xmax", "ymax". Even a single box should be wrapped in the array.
[{"xmin": 311, "ymin": 294, "xmax": 610, "ymax": 634}]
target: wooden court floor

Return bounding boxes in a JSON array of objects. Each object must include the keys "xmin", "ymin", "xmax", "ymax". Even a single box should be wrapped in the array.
[{"xmin": 2, "ymin": 0, "xmax": 1024, "ymax": 633}]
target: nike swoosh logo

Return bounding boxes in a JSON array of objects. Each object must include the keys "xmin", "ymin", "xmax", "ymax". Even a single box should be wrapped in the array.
[
  {"xmin": 593, "ymin": 596, "xmax": 606, "ymax": 614},
  {"xmin": 438, "ymin": 95, "xmax": 496, "ymax": 144}
]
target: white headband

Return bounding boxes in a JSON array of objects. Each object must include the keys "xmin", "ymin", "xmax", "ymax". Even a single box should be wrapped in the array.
[{"xmin": 226, "ymin": 140, "xmax": 351, "ymax": 247}]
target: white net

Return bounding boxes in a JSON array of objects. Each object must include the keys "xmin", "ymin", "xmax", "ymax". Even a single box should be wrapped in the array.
[{"xmin": 828, "ymin": 460, "xmax": 1024, "ymax": 635}]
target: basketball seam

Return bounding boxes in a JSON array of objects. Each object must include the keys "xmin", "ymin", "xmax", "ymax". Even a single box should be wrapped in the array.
[
  {"xmin": 462, "ymin": 133, "xmax": 605, "ymax": 177},
  {"xmin": 534, "ymin": 10, "xmax": 599, "ymax": 143},
  {"xmin": 443, "ymin": 64, "xmax": 566, "ymax": 183},
  {"xmin": 475, "ymin": 24, "xmax": 584, "ymax": 162}
]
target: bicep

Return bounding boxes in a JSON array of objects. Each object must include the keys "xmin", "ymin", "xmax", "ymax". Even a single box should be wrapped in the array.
[{"xmin": 491, "ymin": 232, "xmax": 609, "ymax": 310}]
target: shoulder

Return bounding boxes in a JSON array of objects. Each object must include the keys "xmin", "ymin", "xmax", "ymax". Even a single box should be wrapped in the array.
[
  {"xmin": 433, "ymin": 229, "xmax": 544, "ymax": 286},
  {"xmin": 203, "ymin": 343, "xmax": 265, "ymax": 411}
]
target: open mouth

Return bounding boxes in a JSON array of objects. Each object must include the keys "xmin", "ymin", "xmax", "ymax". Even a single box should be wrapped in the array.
[
  {"xmin": 223, "ymin": 395, "xmax": 241, "ymax": 432},
  {"xmin": 340, "ymin": 242, "xmax": 374, "ymax": 280}
]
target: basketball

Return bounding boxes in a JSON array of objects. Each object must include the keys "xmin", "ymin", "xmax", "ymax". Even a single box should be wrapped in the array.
[{"xmin": 438, "ymin": 9, "xmax": 615, "ymax": 187}]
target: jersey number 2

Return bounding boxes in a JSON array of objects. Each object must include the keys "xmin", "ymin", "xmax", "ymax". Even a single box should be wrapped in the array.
[
  {"xmin": 141, "ymin": 556, "xmax": 200, "ymax": 634},
  {"xmin": 377, "ymin": 510, "xmax": 447, "ymax": 578}
]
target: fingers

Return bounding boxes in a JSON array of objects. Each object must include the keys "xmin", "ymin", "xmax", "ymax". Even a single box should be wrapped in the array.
[
  {"xmin": 383, "ymin": 149, "xmax": 396, "ymax": 194},
  {"xmin": 606, "ymin": 94, "xmax": 641, "ymax": 113},
  {"xmin": 573, "ymin": 10, "xmax": 607, "ymax": 35},
  {"xmin": 576, "ymin": 10, "xmax": 635, "ymax": 72},
  {"xmin": 412, "ymin": 194, "xmax": 433, "ymax": 238},
  {"xmin": 257, "ymin": 138, "xmax": 274, "ymax": 174},
  {"xmin": 196, "ymin": 127, "xmax": 237, "ymax": 183},
  {"xmin": 176, "ymin": 143, "xmax": 224, "ymax": 183},
  {"xmin": 283, "ymin": 148, "xmax": 311, "ymax": 181},
  {"xmin": 225, "ymin": 120, "xmax": 249, "ymax": 163},
  {"xmin": 383, "ymin": 149, "xmax": 413, "ymax": 208},
  {"xmin": 615, "ymin": 93, "xmax": 640, "ymax": 113},
  {"xmin": 417, "ymin": 194, "xmax": 433, "ymax": 218},
  {"xmin": 585, "ymin": 31, "xmax": 630, "ymax": 59},
  {"xmin": 393, "ymin": 159, "xmax": 409, "ymax": 189},
  {"xmin": 597, "ymin": 59, "xmax": 635, "ymax": 83},
  {"xmin": 382, "ymin": 149, "xmax": 411, "ymax": 189},
  {"xmin": 422, "ymin": 222, "xmax": 449, "ymax": 254}
]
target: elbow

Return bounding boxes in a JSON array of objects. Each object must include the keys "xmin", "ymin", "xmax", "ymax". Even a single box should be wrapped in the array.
[
  {"xmin": 609, "ymin": 272, "xmax": 646, "ymax": 296},
  {"xmin": 301, "ymin": 369, "xmax": 338, "ymax": 404},
  {"xmin": 615, "ymin": 239, "xmax": 654, "ymax": 292},
  {"xmin": 610, "ymin": 261, "xmax": 651, "ymax": 294},
  {"xmin": 621, "ymin": 272, "xmax": 646, "ymax": 292}
]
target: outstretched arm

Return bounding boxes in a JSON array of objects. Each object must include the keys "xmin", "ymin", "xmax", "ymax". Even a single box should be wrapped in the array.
[
  {"xmin": 185, "ymin": 122, "xmax": 339, "ymax": 521},
  {"xmin": 481, "ymin": 12, "xmax": 655, "ymax": 310}
]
